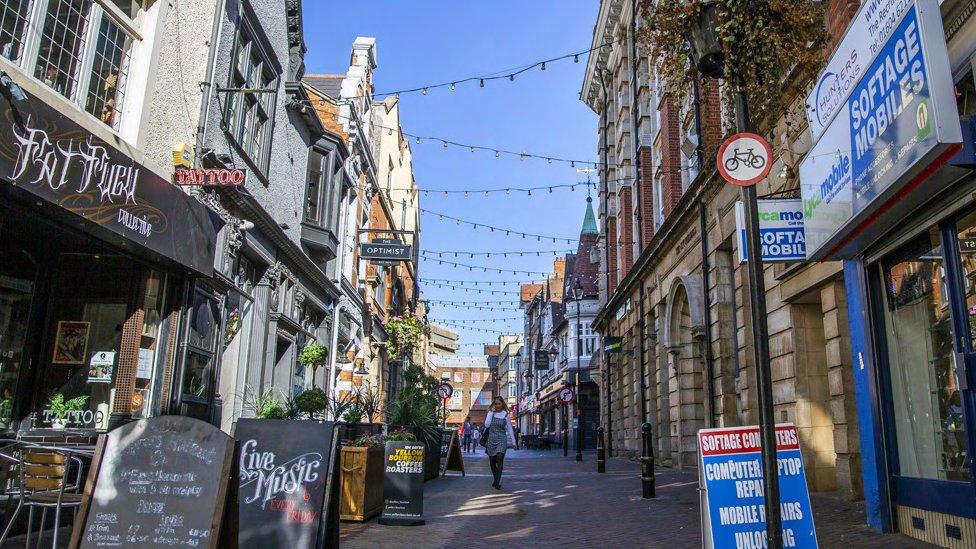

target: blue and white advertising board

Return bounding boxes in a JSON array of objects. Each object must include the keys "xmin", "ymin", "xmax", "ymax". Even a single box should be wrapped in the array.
[
  {"xmin": 805, "ymin": 0, "xmax": 914, "ymax": 141},
  {"xmin": 799, "ymin": 0, "xmax": 962, "ymax": 260},
  {"xmin": 735, "ymin": 199, "xmax": 805, "ymax": 262},
  {"xmin": 698, "ymin": 424, "xmax": 817, "ymax": 549}
]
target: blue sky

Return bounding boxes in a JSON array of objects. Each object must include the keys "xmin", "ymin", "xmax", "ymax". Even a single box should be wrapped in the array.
[{"xmin": 303, "ymin": 1, "xmax": 599, "ymax": 352}]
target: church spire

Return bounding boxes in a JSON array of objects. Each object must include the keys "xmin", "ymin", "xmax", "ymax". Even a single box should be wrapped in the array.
[{"xmin": 581, "ymin": 196, "xmax": 598, "ymax": 236}]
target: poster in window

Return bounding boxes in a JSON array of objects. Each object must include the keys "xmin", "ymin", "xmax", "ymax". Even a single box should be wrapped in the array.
[
  {"xmin": 52, "ymin": 321, "xmax": 90, "ymax": 364},
  {"xmin": 137, "ymin": 348, "xmax": 155, "ymax": 379},
  {"xmin": 88, "ymin": 351, "xmax": 115, "ymax": 383},
  {"xmin": 453, "ymin": 371, "xmax": 463, "ymax": 383},
  {"xmin": 450, "ymin": 390, "xmax": 462, "ymax": 410},
  {"xmin": 471, "ymin": 389, "xmax": 492, "ymax": 407},
  {"xmin": 471, "ymin": 372, "xmax": 481, "ymax": 383}
]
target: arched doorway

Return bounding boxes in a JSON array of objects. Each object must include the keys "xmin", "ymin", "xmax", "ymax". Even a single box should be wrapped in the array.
[{"xmin": 666, "ymin": 278, "xmax": 706, "ymax": 469}]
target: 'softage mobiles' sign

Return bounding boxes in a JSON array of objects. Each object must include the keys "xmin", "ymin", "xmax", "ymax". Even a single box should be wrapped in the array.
[
  {"xmin": 173, "ymin": 167, "xmax": 247, "ymax": 187},
  {"xmin": 799, "ymin": 0, "xmax": 962, "ymax": 260},
  {"xmin": 805, "ymin": 0, "xmax": 914, "ymax": 141},
  {"xmin": 735, "ymin": 199, "xmax": 806, "ymax": 262}
]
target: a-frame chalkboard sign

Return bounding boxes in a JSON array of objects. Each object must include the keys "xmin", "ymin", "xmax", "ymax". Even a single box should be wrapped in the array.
[
  {"xmin": 440, "ymin": 429, "xmax": 465, "ymax": 477},
  {"xmin": 69, "ymin": 416, "xmax": 236, "ymax": 549},
  {"xmin": 230, "ymin": 419, "xmax": 341, "ymax": 549}
]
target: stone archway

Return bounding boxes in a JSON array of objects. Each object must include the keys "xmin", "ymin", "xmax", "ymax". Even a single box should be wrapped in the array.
[{"xmin": 664, "ymin": 276, "xmax": 706, "ymax": 469}]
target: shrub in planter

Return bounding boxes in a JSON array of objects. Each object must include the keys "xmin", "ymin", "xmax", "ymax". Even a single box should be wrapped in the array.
[
  {"xmin": 339, "ymin": 433, "xmax": 385, "ymax": 522},
  {"xmin": 294, "ymin": 388, "xmax": 328, "ymax": 419}
]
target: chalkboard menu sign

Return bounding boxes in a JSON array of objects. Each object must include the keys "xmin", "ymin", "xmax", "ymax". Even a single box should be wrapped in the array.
[
  {"xmin": 378, "ymin": 441, "xmax": 425, "ymax": 526},
  {"xmin": 232, "ymin": 419, "xmax": 339, "ymax": 549},
  {"xmin": 440, "ymin": 429, "xmax": 464, "ymax": 477},
  {"xmin": 69, "ymin": 416, "xmax": 236, "ymax": 549}
]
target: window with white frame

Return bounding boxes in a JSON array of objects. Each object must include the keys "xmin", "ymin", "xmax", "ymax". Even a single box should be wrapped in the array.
[
  {"xmin": 0, "ymin": 0, "xmax": 136, "ymax": 130},
  {"xmin": 224, "ymin": 13, "xmax": 278, "ymax": 174}
]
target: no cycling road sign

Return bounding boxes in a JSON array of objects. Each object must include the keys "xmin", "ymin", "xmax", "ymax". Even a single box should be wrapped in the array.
[{"xmin": 718, "ymin": 132, "xmax": 773, "ymax": 187}]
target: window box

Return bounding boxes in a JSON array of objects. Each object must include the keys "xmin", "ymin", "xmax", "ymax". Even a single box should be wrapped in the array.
[{"xmin": 300, "ymin": 221, "xmax": 339, "ymax": 260}]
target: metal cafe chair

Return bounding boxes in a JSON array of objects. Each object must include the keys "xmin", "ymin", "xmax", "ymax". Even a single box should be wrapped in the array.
[{"xmin": 0, "ymin": 447, "xmax": 84, "ymax": 548}]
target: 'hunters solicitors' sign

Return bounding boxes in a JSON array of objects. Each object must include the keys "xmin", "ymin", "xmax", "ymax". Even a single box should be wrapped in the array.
[
  {"xmin": 698, "ymin": 424, "xmax": 818, "ymax": 549},
  {"xmin": 799, "ymin": 0, "xmax": 961, "ymax": 260}
]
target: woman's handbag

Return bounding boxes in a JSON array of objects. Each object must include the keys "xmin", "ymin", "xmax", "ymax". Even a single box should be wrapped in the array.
[{"xmin": 479, "ymin": 418, "xmax": 491, "ymax": 448}]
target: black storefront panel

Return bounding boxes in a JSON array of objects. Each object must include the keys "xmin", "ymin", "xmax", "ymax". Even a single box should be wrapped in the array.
[{"xmin": 0, "ymin": 98, "xmax": 220, "ymax": 276}]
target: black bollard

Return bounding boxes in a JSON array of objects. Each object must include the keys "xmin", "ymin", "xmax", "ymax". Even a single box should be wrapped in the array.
[
  {"xmin": 563, "ymin": 428, "xmax": 568, "ymax": 457},
  {"xmin": 641, "ymin": 422, "xmax": 655, "ymax": 498},
  {"xmin": 597, "ymin": 427, "xmax": 606, "ymax": 473}
]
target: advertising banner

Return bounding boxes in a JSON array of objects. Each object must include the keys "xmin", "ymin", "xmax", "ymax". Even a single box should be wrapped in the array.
[
  {"xmin": 379, "ymin": 442, "xmax": 426, "ymax": 526},
  {"xmin": 735, "ymin": 200, "xmax": 806, "ymax": 262},
  {"xmin": 698, "ymin": 424, "xmax": 817, "ymax": 549},
  {"xmin": 805, "ymin": 0, "xmax": 914, "ymax": 141},
  {"xmin": 799, "ymin": 0, "xmax": 962, "ymax": 259}
]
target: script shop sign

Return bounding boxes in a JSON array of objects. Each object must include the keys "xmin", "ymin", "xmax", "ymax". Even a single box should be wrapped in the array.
[
  {"xmin": 734, "ymin": 199, "xmax": 805, "ymax": 262},
  {"xmin": 805, "ymin": 0, "xmax": 915, "ymax": 141},
  {"xmin": 698, "ymin": 424, "xmax": 817, "ymax": 549},
  {"xmin": 799, "ymin": 0, "xmax": 961, "ymax": 260}
]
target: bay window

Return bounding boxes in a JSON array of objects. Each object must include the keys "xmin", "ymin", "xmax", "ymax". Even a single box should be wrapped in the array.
[{"xmin": 225, "ymin": 16, "xmax": 278, "ymax": 174}]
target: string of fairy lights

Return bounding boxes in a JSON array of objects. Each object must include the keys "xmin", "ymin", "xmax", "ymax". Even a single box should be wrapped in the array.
[{"xmin": 314, "ymin": 40, "xmax": 635, "ymax": 352}]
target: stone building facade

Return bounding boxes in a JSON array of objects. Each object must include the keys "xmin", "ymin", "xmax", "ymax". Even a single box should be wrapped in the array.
[{"xmin": 580, "ymin": 0, "xmax": 864, "ymax": 499}]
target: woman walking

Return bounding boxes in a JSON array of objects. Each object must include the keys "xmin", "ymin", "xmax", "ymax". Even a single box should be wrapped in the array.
[{"xmin": 483, "ymin": 396, "xmax": 516, "ymax": 489}]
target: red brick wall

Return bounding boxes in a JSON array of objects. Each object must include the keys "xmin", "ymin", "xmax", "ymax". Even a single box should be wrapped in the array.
[
  {"xmin": 638, "ymin": 148, "xmax": 655, "ymax": 246},
  {"xmin": 619, "ymin": 186, "xmax": 634, "ymax": 276},
  {"xmin": 825, "ymin": 1, "xmax": 859, "ymax": 51},
  {"xmin": 659, "ymin": 97, "xmax": 683, "ymax": 218},
  {"xmin": 699, "ymin": 79, "xmax": 723, "ymax": 163},
  {"xmin": 606, "ymin": 217, "xmax": 619, "ymax": 293}
]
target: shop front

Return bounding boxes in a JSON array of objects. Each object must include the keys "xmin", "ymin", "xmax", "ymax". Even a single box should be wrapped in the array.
[
  {"xmin": 799, "ymin": 1, "xmax": 976, "ymax": 544},
  {"xmin": 0, "ymin": 96, "xmax": 219, "ymax": 434}
]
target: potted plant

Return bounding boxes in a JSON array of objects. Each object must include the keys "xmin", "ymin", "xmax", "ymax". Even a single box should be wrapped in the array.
[
  {"xmin": 339, "ymin": 384, "xmax": 385, "ymax": 443},
  {"xmin": 387, "ymin": 365, "xmax": 443, "ymax": 481},
  {"xmin": 299, "ymin": 343, "xmax": 328, "ymax": 388},
  {"xmin": 294, "ymin": 388, "xmax": 328, "ymax": 420},
  {"xmin": 339, "ymin": 432, "xmax": 386, "ymax": 522},
  {"xmin": 46, "ymin": 394, "xmax": 88, "ymax": 429}
]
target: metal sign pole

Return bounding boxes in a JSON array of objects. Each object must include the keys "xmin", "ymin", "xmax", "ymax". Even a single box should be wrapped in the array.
[{"xmin": 735, "ymin": 76, "xmax": 782, "ymax": 549}]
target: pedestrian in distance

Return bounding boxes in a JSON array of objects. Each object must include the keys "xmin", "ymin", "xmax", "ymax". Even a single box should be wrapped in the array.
[
  {"xmin": 483, "ymin": 396, "xmax": 516, "ymax": 490},
  {"xmin": 462, "ymin": 415, "xmax": 473, "ymax": 453},
  {"xmin": 470, "ymin": 425, "xmax": 481, "ymax": 451}
]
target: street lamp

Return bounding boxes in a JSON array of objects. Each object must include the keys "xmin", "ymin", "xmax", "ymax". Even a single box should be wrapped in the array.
[
  {"xmin": 572, "ymin": 277, "xmax": 584, "ymax": 462},
  {"xmin": 687, "ymin": 7, "xmax": 782, "ymax": 548}
]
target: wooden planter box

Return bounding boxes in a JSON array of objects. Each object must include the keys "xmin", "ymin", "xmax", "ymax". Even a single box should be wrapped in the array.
[{"xmin": 339, "ymin": 445, "xmax": 384, "ymax": 522}]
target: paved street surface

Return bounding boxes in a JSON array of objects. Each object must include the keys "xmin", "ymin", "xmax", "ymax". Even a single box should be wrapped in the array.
[{"xmin": 341, "ymin": 449, "xmax": 931, "ymax": 549}]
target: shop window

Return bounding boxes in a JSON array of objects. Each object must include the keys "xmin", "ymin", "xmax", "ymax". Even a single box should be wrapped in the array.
[
  {"xmin": 0, "ymin": 0, "xmax": 31, "ymax": 63},
  {"xmin": 181, "ymin": 287, "xmax": 220, "ymax": 406},
  {"xmin": 879, "ymin": 229, "xmax": 969, "ymax": 481},
  {"xmin": 27, "ymin": 0, "xmax": 136, "ymax": 130},
  {"xmin": 224, "ymin": 15, "xmax": 278, "ymax": 174},
  {"xmin": 956, "ymin": 69, "xmax": 976, "ymax": 117}
]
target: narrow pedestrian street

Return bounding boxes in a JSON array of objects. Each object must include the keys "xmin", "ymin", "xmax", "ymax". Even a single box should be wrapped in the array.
[{"xmin": 340, "ymin": 449, "xmax": 930, "ymax": 548}]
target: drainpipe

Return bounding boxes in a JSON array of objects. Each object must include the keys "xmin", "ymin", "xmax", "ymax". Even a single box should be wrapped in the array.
[
  {"xmin": 693, "ymin": 81, "xmax": 716, "ymax": 428},
  {"xmin": 699, "ymin": 204, "xmax": 716, "ymax": 428},
  {"xmin": 194, "ymin": 0, "xmax": 228, "ymax": 167}
]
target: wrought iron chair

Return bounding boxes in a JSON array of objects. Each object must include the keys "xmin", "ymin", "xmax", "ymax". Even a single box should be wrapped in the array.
[{"xmin": 0, "ymin": 447, "xmax": 84, "ymax": 548}]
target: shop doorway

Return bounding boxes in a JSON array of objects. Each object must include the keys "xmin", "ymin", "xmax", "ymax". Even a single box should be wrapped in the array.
[{"xmin": 871, "ymin": 208, "xmax": 976, "ymax": 519}]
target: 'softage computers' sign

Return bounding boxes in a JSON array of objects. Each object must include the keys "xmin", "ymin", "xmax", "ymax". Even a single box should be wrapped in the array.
[{"xmin": 799, "ymin": 0, "xmax": 962, "ymax": 260}]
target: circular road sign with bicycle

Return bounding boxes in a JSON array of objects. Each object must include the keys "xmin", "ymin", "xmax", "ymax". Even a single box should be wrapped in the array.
[
  {"xmin": 717, "ymin": 132, "xmax": 772, "ymax": 187},
  {"xmin": 437, "ymin": 382, "xmax": 453, "ymax": 401},
  {"xmin": 558, "ymin": 386, "xmax": 575, "ymax": 404}
]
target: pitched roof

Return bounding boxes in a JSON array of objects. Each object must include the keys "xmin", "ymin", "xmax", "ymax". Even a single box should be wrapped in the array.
[{"xmin": 304, "ymin": 74, "xmax": 344, "ymax": 99}]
